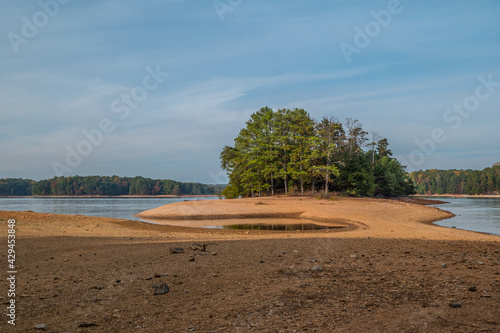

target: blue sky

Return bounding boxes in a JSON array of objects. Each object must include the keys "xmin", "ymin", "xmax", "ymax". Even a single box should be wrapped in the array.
[{"xmin": 1, "ymin": 0, "xmax": 499, "ymax": 183}]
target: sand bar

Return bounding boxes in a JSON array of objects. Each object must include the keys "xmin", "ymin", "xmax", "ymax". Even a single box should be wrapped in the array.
[{"xmin": 137, "ymin": 196, "xmax": 499, "ymax": 242}]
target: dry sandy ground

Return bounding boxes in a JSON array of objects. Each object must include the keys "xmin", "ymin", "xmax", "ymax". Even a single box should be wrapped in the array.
[{"xmin": 0, "ymin": 196, "xmax": 499, "ymax": 332}]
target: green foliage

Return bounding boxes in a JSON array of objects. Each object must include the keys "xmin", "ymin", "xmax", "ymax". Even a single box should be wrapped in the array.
[
  {"xmin": 410, "ymin": 163, "xmax": 500, "ymax": 195},
  {"xmin": 220, "ymin": 107, "xmax": 413, "ymax": 198},
  {"xmin": 222, "ymin": 184, "xmax": 240, "ymax": 199},
  {"xmin": 0, "ymin": 178, "xmax": 33, "ymax": 196},
  {"xmin": 374, "ymin": 156, "xmax": 414, "ymax": 196},
  {"xmin": 15, "ymin": 176, "xmax": 225, "ymax": 196}
]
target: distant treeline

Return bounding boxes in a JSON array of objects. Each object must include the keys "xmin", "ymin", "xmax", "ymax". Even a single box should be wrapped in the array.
[
  {"xmin": 410, "ymin": 163, "xmax": 500, "ymax": 195},
  {"xmin": 0, "ymin": 176, "xmax": 224, "ymax": 196}
]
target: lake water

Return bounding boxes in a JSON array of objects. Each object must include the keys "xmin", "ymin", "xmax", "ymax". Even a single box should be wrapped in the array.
[
  {"xmin": 1, "ymin": 197, "xmax": 499, "ymax": 236},
  {"xmin": 0, "ymin": 197, "xmax": 217, "ymax": 221},
  {"xmin": 424, "ymin": 197, "xmax": 500, "ymax": 236}
]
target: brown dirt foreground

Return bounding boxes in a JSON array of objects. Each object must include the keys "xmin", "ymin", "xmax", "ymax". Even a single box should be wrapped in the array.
[{"xmin": 1, "ymin": 197, "xmax": 499, "ymax": 333}]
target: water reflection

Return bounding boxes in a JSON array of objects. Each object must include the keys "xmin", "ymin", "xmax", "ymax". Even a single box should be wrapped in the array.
[{"xmin": 220, "ymin": 223, "xmax": 343, "ymax": 231}]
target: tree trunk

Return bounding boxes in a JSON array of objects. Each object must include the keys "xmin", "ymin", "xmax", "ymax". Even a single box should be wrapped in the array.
[
  {"xmin": 312, "ymin": 175, "xmax": 315, "ymax": 194},
  {"xmin": 283, "ymin": 161, "xmax": 288, "ymax": 194},
  {"xmin": 299, "ymin": 162, "xmax": 304, "ymax": 194},
  {"xmin": 325, "ymin": 173, "xmax": 329, "ymax": 196},
  {"xmin": 271, "ymin": 173, "xmax": 274, "ymax": 196},
  {"xmin": 284, "ymin": 174, "xmax": 288, "ymax": 194}
]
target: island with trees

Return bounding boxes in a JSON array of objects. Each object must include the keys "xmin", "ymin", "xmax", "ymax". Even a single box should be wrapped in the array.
[{"xmin": 220, "ymin": 107, "xmax": 414, "ymax": 198}]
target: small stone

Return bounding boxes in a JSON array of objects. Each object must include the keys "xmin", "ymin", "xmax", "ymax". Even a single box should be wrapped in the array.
[
  {"xmin": 449, "ymin": 302, "xmax": 462, "ymax": 308},
  {"xmin": 310, "ymin": 259, "xmax": 317, "ymax": 263},
  {"xmin": 189, "ymin": 257, "xmax": 195, "ymax": 262},
  {"xmin": 311, "ymin": 265, "xmax": 323, "ymax": 272},
  {"xmin": 468, "ymin": 286, "xmax": 477, "ymax": 292},
  {"xmin": 187, "ymin": 326, "xmax": 196, "ymax": 332},
  {"xmin": 34, "ymin": 324, "xmax": 47, "ymax": 330},
  {"xmin": 350, "ymin": 255, "xmax": 359, "ymax": 259},
  {"xmin": 115, "ymin": 280, "xmax": 122, "ymax": 283},
  {"xmin": 191, "ymin": 243, "xmax": 205, "ymax": 251},
  {"xmin": 153, "ymin": 283, "xmax": 170, "ymax": 295},
  {"xmin": 79, "ymin": 323, "xmax": 99, "ymax": 328},
  {"xmin": 477, "ymin": 261, "xmax": 485, "ymax": 265},
  {"xmin": 170, "ymin": 247, "xmax": 185, "ymax": 254},
  {"xmin": 212, "ymin": 252, "xmax": 217, "ymax": 256},
  {"xmin": 441, "ymin": 263, "xmax": 447, "ymax": 268},
  {"xmin": 259, "ymin": 260, "xmax": 265, "ymax": 263}
]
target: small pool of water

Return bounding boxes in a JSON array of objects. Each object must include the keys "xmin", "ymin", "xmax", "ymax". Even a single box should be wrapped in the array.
[
  {"xmin": 218, "ymin": 223, "xmax": 343, "ymax": 231},
  {"xmin": 142, "ymin": 217, "xmax": 348, "ymax": 230}
]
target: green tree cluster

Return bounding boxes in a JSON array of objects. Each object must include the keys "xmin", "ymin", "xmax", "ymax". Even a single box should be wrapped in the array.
[
  {"xmin": 220, "ymin": 107, "xmax": 414, "ymax": 198},
  {"xmin": 410, "ymin": 163, "xmax": 500, "ymax": 195},
  {"xmin": 0, "ymin": 176, "xmax": 224, "ymax": 196},
  {"xmin": 0, "ymin": 178, "xmax": 34, "ymax": 196}
]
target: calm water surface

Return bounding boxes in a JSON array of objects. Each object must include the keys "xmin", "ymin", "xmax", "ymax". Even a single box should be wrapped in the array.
[
  {"xmin": 424, "ymin": 197, "xmax": 500, "ymax": 236},
  {"xmin": 0, "ymin": 197, "xmax": 217, "ymax": 221}
]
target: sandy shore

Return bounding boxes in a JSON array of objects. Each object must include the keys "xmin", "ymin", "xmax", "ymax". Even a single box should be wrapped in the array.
[
  {"xmin": 1, "ymin": 197, "xmax": 499, "ymax": 332},
  {"xmin": 137, "ymin": 196, "xmax": 498, "ymax": 242}
]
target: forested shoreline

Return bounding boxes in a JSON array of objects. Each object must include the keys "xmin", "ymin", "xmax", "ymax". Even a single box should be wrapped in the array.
[
  {"xmin": 221, "ymin": 107, "xmax": 415, "ymax": 198},
  {"xmin": 410, "ymin": 163, "xmax": 500, "ymax": 195},
  {"xmin": 0, "ymin": 176, "xmax": 224, "ymax": 197}
]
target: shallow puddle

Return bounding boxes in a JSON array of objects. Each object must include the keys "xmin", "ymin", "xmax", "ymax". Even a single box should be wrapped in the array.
[
  {"xmin": 141, "ymin": 217, "xmax": 348, "ymax": 230},
  {"xmin": 218, "ymin": 223, "xmax": 343, "ymax": 231}
]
